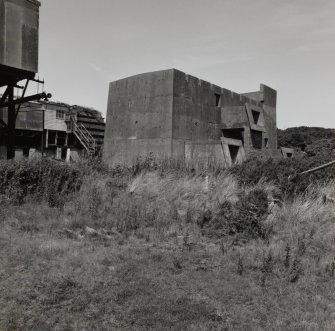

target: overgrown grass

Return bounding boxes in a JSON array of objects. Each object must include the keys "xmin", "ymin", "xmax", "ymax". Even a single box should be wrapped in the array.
[{"xmin": 0, "ymin": 157, "xmax": 335, "ymax": 330}]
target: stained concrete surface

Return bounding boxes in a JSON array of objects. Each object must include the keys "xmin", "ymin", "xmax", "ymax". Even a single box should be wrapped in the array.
[{"xmin": 103, "ymin": 69, "xmax": 280, "ymax": 166}]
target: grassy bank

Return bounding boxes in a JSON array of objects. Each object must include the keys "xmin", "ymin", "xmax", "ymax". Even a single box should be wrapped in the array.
[{"xmin": 0, "ymin": 158, "xmax": 335, "ymax": 330}]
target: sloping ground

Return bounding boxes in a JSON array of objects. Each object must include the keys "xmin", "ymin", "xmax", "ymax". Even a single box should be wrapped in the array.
[{"xmin": 1, "ymin": 170, "xmax": 335, "ymax": 331}]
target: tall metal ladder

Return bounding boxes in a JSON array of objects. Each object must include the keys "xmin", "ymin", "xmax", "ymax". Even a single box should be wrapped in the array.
[{"xmin": 72, "ymin": 120, "xmax": 96, "ymax": 156}]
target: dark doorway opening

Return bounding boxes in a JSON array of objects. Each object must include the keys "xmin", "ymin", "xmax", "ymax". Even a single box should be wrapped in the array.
[
  {"xmin": 251, "ymin": 130, "xmax": 262, "ymax": 149},
  {"xmin": 252, "ymin": 110, "xmax": 260, "ymax": 125},
  {"xmin": 228, "ymin": 145, "xmax": 239, "ymax": 164},
  {"xmin": 61, "ymin": 148, "xmax": 67, "ymax": 160},
  {"xmin": 48, "ymin": 131, "xmax": 56, "ymax": 145},
  {"xmin": 57, "ymin": 132, "xmax": 66, "ymax": 146},
  {"xmin": 286, "ymin": 153, "xmax": 292, "ymax": 158},
  {"xmin": 23, "ymin": 148, "xmax": 29, "ymax": 157}
]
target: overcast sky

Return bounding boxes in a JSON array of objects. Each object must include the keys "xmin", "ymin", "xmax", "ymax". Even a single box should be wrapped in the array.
[{"xmin": 38, "ymin": 0, "xmax": 335, "ymax": 128}]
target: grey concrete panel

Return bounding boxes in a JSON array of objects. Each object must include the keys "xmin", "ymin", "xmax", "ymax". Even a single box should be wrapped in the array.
[
  {"xmin": 103, "ymin": 69, "xmax": 174, "ymax": 166},
  {"xmin": 103, "ymin": 138, "xmax": 172, "ymax": 166},
  {"xmin": 185, "ymin": 141, "xmax": 226, "ymax": 168},
  {"xmin": 261, "ymin": 84, "xmax": 277, "ymax": 107},
  {"xmin": 220, "ymin": 106, "xmax": 248, "ymax": 128}
]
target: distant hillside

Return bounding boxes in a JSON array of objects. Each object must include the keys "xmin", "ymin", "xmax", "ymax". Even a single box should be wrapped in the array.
[{"xmin": 278, "ymin": 126, "xmax": 335, "ymax": 160}]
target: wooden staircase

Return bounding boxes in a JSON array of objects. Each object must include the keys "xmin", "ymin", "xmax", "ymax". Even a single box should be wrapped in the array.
[{"xmin": 72, "ymin": 121, "xmax": 96, "ymax": 156}]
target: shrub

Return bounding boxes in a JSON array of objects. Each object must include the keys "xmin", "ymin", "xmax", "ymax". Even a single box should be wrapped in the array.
[
  {"xmin": 200, "ymin": 188, "xmax": 270, "ymax": 240},
  {"xmin": 0, "ymin": 159, "xmax": 82, "ymax": 205},
  {"xmin": 229, "ymin": 156, "xmax": 335, "ymax": 199}
]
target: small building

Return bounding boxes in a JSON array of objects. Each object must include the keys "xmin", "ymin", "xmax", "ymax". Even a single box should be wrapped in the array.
[
  {"xmin": 103, "ymin": 69, "xmax": 280, "ymax": 167},
  {"xmin": 0, "ymin": 100, "xmax": 105, "ymax": 160}
]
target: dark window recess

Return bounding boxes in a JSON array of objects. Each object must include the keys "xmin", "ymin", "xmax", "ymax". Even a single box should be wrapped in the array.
[
  {"xmin": 57, "ymin": 132, "xmax": 67, "ymax": 146},
  {"xmin": 215, "ymin": 93, "xmax": 221, "ymax": 107},
  {"xmin": 23, "ymin": 148, "xmax": 29, "ymax": 157},
  {"xmin": 251, "ymin": 130, "xmax": 262, "ymax": 149},
  {"xmin": 48, "ymin": 131, "xmax": 56, "ymax": 145},
  {"xmin": 61, "ymin": 148, "xmax": 67, "ymax": 160},
  {"xmin": 264, "ymin": 138, "xmax": 269, "ymax": 148},
  {"xmin": 67, "ymin": 134, "xmax": 76, "ymax": 146},
  {"xmin": 222, "ymin": 128, "xmax": 244, "ymax": 145},
  {"xmin": 228, "ymin": 145, "xmax": 239, "ymax": 164},
  {"xmin": 286, "ymin": 153, "xmax": 293, "ymax": 158},
  {"xmin": 251, "ymin": 110, "xmax": 260, "ymax": 125}
]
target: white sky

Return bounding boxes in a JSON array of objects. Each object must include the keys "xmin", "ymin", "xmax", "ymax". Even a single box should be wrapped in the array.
[{"xmin": 38, "ymin": 0, "xmax": 335, "ymax": 128}]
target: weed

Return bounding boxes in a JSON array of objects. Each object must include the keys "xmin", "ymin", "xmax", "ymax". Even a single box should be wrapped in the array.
[
  {"xmin": 261, "ymin": 251, "xmax": 273, "ymax": 286},
  {"xmin": 290, "ymin": 256, "xmax": 302, "ymax": 283},
  {"xmin": 284, "ymin": 244, "xmax": 291, "ymax": 269},
  {"xmin": 0, "ymin": 157, "xmax": 334, "ymax": 330},
  {"xmin": 172, "ymin": 255, "xmax": 183, "ymax": 271},
  {"xmin": 237, "ymin": 253, "xmax": 244, "ymax": 275}
]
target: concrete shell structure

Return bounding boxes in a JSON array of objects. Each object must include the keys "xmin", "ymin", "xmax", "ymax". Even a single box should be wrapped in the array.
[
  {"xmin": 0, "ymin": 0, "xmax": 40, "ymax": 84},
  {"xmin": 103, "ymin": 69, "xmax": 279, "ymax": 167}
]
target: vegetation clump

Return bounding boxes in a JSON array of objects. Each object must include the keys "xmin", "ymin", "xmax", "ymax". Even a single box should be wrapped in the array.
[
  {"xmin": 200, "ymin": 189, "xmax": 270, "ymax": 240},
  {"xmin": 0, "ymin": 159, "xmax": 81, "ymax": 205},
  {"xmin": 0, "ymin": 133, "xmax": 334, "ymax": 330}
]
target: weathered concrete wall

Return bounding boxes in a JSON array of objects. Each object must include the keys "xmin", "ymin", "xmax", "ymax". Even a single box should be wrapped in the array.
[
  {"xmin": 185, "ymin": 141, "xmax": 225, "ymax": 168},
  {"xmin": 103, "ymin": 69, "xmax": 174, "ymax": 166},
  {"xmin": 103, "ymin": 69, "xmax": 279, "ymax": 166},
  {"xmin": 171, "ymin": 69, "xmax": 221, "ymax": 159},
  {"xmin": 261, "ymin": 84, "xmax": 278, "ymax": 152},
  {"xmin": 172, "ymin": 70, "xmax": 278, "ymax": 159}
]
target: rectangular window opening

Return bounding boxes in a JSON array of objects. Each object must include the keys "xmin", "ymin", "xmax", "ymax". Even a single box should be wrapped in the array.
[
  {"xmin": 264, "ymin": 138, "xmax": 269, "ymax": 148},
  {"xmin": 56, "ymin": 110, "xmax": 65, "ymax": 120},
  {"xmin": 215, "ymin": 93, "xmax": 221, "ymax": 107},
  {"xmin": 251, "ymin": 130, "xmax": 262, "ymax": 149}
]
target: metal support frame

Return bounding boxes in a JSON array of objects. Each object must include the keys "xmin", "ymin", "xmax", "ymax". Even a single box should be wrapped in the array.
[
  {"xmin": 7, "ymin": 84, "xmax": 15, "ymax": 159},
  {"xmin": 0, "ymin": 78, "xmax": 51, "ymax": 160}
]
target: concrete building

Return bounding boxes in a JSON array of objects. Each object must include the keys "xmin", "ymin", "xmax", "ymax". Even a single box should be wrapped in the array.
[
  {"xmin": 103, "ymin": 69, "xmax": 280, "ymax": 167},
  {"xmin": 0, "ymin": 100, "xmax": 105, "ymax": 160}
]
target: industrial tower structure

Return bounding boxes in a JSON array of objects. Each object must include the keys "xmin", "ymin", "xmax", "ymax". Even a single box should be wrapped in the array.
[{"xmin": 0, "ymin": 0, "xmax": 51, "ymax": 159}]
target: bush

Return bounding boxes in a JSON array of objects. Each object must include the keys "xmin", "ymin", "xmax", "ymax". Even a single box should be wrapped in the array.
[
  {"xmin": 0, "ymin": 159, "xmax": 82, "ymax": 205},
  {"xmin": 229, "ymin": 156, "xmax": 335, "ymax": 199},
  {"xmin": 200, "ymin": 189, "xmax": 270, "ymax": 240},
  {"xmin": 278, "ymin": 127, "xmax": 335, "ymax": 152}
]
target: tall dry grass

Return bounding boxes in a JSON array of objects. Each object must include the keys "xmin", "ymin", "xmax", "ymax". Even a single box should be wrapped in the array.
[{"xmin": 1, "ymin": 159, "xmax": 335, "ymax": 330}]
